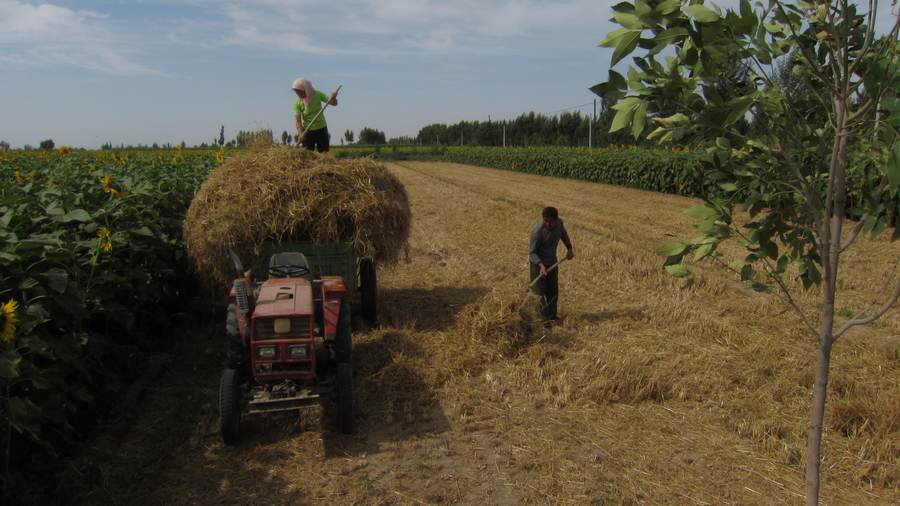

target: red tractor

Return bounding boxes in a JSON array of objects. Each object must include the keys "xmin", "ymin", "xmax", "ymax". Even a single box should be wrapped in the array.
[{"xmin": 219, "ymin": 244, "xmax": 375, "ymax": 444}]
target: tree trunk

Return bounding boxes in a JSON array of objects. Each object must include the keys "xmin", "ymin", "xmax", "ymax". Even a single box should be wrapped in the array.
[
  {"xmin": 805, "ymin": 336, "xmax": 833, "ymax": 505},
  {"xmin": 806, "ymin": 92, "xmax": 848, "ymax": 505}
]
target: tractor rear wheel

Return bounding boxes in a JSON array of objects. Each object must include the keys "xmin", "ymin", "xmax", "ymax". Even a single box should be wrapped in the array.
[
  {"xmin": 359, "ymin": 258, "xmax": 377, "ymax": 324},
  {"xmin": 336, "ymin": 362, "xmax": 353, "ymax": 434},
  {"xmin": 219, "ymin": 368, "xmax": 241, "ymax": 445},
  {"xmin": 335, "ymin": 299, "xmax": 353, "ymax": 364}
]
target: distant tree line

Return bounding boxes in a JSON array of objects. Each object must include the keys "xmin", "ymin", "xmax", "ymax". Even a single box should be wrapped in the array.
[{"xmin": 415, "ymin": 108, "xmax": 636, "ymax": 147}]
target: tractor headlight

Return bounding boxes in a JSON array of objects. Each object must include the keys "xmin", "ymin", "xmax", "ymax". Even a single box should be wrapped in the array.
[
  {"xmin": 289, "ymin": 345, "xmax": 308, "ymax": 359},
  {"xmin": 274, "ymin": 318, "xmax": 291, "ymax": 334},
  {"xmin": 258, "ymin": 345, "xmax": 277, "ymax": 359}
]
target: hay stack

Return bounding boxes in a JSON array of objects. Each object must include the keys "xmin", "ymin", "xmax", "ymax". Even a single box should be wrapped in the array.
[{"xmin": 183, "ymin": 147, "xmax": 410, "ymax": 286}]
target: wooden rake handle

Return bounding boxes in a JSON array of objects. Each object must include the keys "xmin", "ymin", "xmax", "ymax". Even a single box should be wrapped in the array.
[
  {"xmin": 528, "ymin": 258, "xmax": 566, "ymax": 290},
  {"xmin": 302, "ymin": 84, "xmax": 342, "ymax": 134}
]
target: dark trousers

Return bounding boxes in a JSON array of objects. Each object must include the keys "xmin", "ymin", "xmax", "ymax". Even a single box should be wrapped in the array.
[
  {"xmin": 302, "ymin": 127, "xmax": 330, "ymax": 152},
  {"xmin": 530, "ymin": 261, "xmax": 559, "ymax": 320}
]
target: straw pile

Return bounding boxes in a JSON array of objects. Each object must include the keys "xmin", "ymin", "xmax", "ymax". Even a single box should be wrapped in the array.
[{"xmin": 183, "ymin": 147, "xmax": 410, "ymax": 286}]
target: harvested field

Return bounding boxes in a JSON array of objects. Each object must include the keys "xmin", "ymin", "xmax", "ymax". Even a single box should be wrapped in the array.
[{"xmin": 85, "ymin": 161, "xmax": 899, "ymax": 505}]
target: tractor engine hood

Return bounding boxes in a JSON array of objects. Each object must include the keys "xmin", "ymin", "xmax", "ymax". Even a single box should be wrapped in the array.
[{"xmin": 253, "ymin": 278, "xmax": 314, "ymax": 317}]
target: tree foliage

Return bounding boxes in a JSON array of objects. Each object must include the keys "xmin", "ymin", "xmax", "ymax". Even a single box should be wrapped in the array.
[
  {"xmin": 594, "ymin": 0, "xmax": 899, "ymax": 503},
  {"xmin": 358, "ymin": 127, "xmax": 386, "ymax": 145}
]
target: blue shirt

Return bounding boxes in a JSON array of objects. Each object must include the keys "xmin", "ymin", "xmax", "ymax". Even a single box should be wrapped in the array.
[{"xmin": 529, "ymin": 219, "xmax": 572, "ymax": 265}]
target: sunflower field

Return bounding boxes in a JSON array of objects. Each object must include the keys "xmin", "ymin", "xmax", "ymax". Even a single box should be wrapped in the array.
[{"xmin": 0, "ymin": 147, "xmax": 223, "ymax": 496}]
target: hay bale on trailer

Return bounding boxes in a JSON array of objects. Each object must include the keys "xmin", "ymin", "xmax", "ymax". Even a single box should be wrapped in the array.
[{"xmin": 183, "ymin": 146, "xmax": 411, "ymax": 289}]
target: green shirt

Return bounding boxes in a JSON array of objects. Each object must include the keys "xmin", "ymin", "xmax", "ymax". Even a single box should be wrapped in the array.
[{"xmin": 294, "ymin": 90, "xmax": 330, "ymax": 131}]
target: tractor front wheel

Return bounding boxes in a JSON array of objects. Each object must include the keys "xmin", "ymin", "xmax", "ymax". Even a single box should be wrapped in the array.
[
  {"xmin": 336, "ymin": 362, "xmax": 353, "ymax": 434},
  {"xmin": 219, "ymin": 368, "xmax": 241, "ymax": 445},
  {"xmin": 359, "ymin": 258, "xmax": 377, "ymax": 324},
  {"xmin": 335, "ymin": 299, "xmax": 353, "ymax": 364}
]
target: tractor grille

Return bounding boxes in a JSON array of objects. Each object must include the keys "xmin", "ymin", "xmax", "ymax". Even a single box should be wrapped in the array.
[
  {"xmin": 256, "ymin": 362, "xmax": 312, "ymax": 374},
  {"xmin": 255, "ymin": 317, "xmax": 312, "ymax": 340}
]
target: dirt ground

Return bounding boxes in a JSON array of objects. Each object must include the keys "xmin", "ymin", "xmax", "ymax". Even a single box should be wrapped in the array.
[{"xmin": 81, "ymin": 161, "xmax": 899, "ymax": 505}]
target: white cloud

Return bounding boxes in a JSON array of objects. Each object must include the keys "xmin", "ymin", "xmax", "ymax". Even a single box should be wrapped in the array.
[
  {"xmin": 170, "ymin": 0, "xmax": 611, "ymax": 55},
  {"xmin": 0, "ymin": 0, "xmax": 163, "ymax": 76}
]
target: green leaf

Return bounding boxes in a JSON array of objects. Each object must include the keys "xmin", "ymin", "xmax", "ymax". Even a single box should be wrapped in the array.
[
  {"xmin": 684, "ymin": 4, "xmax": 720, "ymax": 23},
  {"xmin": 868, "ymin": 219, "xmax": 887, "ymax": 239},
  {"xmin": 694, "ymin": 242, "xmax": 715, "ymax": 261},
  {"xmin": 751, "ymin": 282, "xmax": 769, "ymax": 292},
  {"xmin": 0, "ymin": 252, "xmax": 19, "ymax": 265},
  {"xmin": 613, "ymin": 11, "xmax": 643, "ymax": 29},
  {"xmin": 740, "ymin": 264, "xmax": 755, "ymax": 281},
  {"xmin": 600, "ymin": 27, "xmax": 631, "ymax": 47},
  {"xmin": 724, "ymin": 96, "xmax": 754, "ymax": 125},
  {"xmin": 719, "ymin": 182, "xmax": 738, "ymax": 192},
  {"xmin": 59, "ymin": 209, "xmax": 92, "ymax": 223},
  {"xmin": 610, "ymin": 98, "xmax": 640, "ymax": 132},
  {"xmin": 739, "ymin": 0, "xmax": 754, "ymax": 20},
  {"xmin": 131, "ymin": 226, "xmax": 154, "ymax": 237},
  {"xmin": 657, "ymin": 241, "xmax": 687, "ymax": 256},
  {"xmin": 656, "ymin": 0, "xmax": 681, "ymax": 15},
  {"xmin": 685, "ymin": 205, "xmax": 718, "ymax": 221},
  {"xmin": 611, "ymin": 31, "xmax": 642, "ymax": 66},
  {"xmin": 40, "ymin": 268, "xmax": 69, "ymax": 293},
  {"xmin": 887, "ymin": 142, "xmax": 900, "ymax": 189},
  {"xmin": 652, "ymin": 27, "xmax": 689, "ymax": 45},
  {"xmin": 611, "ymin": 2, "xmax": 635, "ymax": 14},
  {"xmin": 0, "ymin": 351, "xmax": 21, "ymax": 379},
  {"xmin": 665, "ymin": 263, "xmax": 690, "ymax": 277},
  {"xmin": 632, "ymin": 100, "xmax": 648, "ymax": 138},
  {"xmin": 776, "ymin": 255, "xmax": 789, "ymax": 273}
]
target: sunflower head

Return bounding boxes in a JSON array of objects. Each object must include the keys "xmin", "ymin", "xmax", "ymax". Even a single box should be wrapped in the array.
[
  {"xmin": 98, "ymin": 226, "xmax": 113, "ymax": 252},
  {"xmin": 1, "ymin": 299, "xmax": 19, "ymax": 343}
]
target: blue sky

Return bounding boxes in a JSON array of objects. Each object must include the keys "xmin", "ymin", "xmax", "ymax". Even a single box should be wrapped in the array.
[{"xmin": 0, "ymin": 1, "xmax": 896, "ymax": 148}]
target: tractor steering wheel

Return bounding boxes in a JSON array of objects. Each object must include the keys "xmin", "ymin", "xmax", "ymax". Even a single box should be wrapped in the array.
[{"xmin": 269, "ymin": 264, "xmax": 311, "ymax": 278}]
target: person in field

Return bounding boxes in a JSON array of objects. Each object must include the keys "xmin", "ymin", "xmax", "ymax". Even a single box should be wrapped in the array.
[
  {"xmin": 292, "ymin": 78, "xmax": 338, "ymax": 152},
  {"xmin": 529, "ymin": 206, "xmax": 574, "ymax": 323}
]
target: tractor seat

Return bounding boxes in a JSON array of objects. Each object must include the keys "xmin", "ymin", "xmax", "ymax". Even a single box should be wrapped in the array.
[{"xmin": 268, "ymin": 252, "xmax": 312, "ymax": 279}]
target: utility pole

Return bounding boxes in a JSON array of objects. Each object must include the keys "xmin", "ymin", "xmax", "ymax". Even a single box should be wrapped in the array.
[{"xmin": 592, "ymin": 99, "xmax": 597, "ymax": 149}]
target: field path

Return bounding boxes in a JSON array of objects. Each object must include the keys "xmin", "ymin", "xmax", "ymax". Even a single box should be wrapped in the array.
[{"xmin": 83, "ymin": 162, "xmax": 899, "ymax": 505}]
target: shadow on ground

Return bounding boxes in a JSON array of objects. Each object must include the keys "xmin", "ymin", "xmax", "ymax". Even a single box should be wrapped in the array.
[
  {"xmin": 575, "ymin": 307, "xmax": 647, "ymax": 324},
  {"xmin": 378, "ymin": 286, "xmax": 488, "ymax": 331},
  {"xmin": 79, "ymin": 286, "xmax": 473, "ymax": 505}
]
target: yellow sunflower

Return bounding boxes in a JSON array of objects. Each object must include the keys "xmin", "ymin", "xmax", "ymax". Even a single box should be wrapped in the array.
[
  {"xmin": 58, "ymin": 146, "xmax": 72, "ymax": 156},
  {"xmin": 100, "ymin": 175, "xmax": 121, "ymax": 197},
  {"xmin": 216, "ymin": 149, "xmax": 225, "ymax": 165},
  {"xmin": 14, "ymin": 170, "xmax": 23, "ymax": 183},
  {"xmin": 1, "ymin": 299, "xmax": 19, "ymax": 343},
  {"xmin": 98, "ymin": 226, "xmax": 113, "ymax": 252}
]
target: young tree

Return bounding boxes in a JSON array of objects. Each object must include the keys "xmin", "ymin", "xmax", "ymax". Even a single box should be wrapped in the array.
[
  {"xmin": 219, "ymin": 125, "xmax": 225, "ymax": 147},
  {"xmin": 38, "ymin": 139, "xmax": 54, "ymax": 151},
  {"xmin": 595, "ymin": 1, "xmax": 899, "ymax": 503},
  {"xmin": 344, "ymin": 129, "xmax": 355, "ymax": 143},
  {"xmin": 281, "ymin": 130, "xmax": 290, "ymax": 145},
  {"xmin": 0, "ymin": 141, "xmax": 9, "ymax": 151}
]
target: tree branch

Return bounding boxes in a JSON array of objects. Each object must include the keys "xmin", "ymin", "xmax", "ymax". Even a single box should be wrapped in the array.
[
  {"xmin": 773, "ymin": 0, "xmax": 834, "ymax": 90},
  {"xmin": 762, "ymin": 259, "xmax": 821, "ymax": 338},
  {"xmin": 834, "ymin": 281, "xmax": 900, "ymax": 341},
  {"xmin": 847, "ymin": 0, "xmax": 877, "ymax": 78},
  {"xmin": 840, "ymin": 178, "xmax": 889, "ymax": 252},
  {"xmin": 729, "ymin": 226, "xmax": 820, "ymax": 338}
]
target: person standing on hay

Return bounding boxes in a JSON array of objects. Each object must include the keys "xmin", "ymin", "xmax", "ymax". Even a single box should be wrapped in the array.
[
  {"xmin": 529, "ymin": 206, "xmax": 574, "ymax": 323},
  {"xmin": 293, "ymin": 77, "xmax": 338, "ymax": 152}
]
